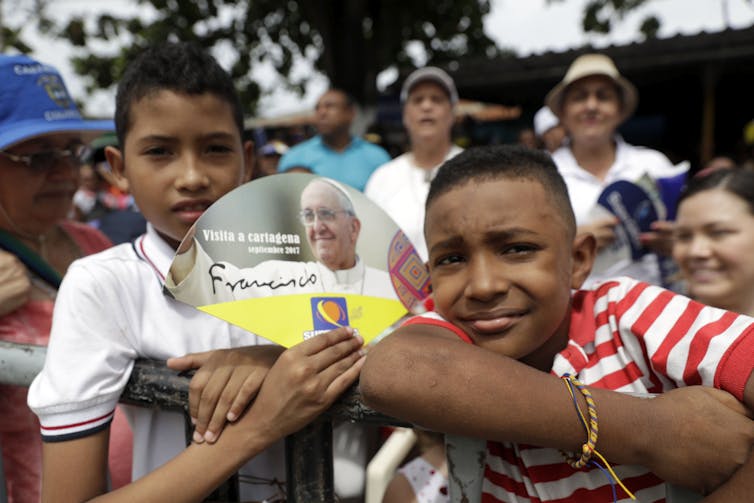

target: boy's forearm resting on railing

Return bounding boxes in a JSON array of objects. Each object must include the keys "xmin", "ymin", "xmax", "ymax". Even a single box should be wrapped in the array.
[
  {"xmin": 39, "ymin": 328, "xmax": 365, "ymax": 503},
  {"xmin": 359, "ymin": 326, "xmax": 754, "ymax": 495}
]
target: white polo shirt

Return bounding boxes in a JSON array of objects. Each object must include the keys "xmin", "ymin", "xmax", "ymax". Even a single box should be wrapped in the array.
[{"xmin": 28, "ymin": 224, "xmax": 285, "ymax": 501}]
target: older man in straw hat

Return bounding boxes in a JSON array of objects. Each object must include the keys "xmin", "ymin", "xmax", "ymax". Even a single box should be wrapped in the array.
[{"xmin": 545, "ymin": 53, "xmax": 686, "ymax": 288}]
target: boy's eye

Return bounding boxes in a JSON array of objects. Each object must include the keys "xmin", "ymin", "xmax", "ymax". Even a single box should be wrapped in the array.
[
  {"xmin": 502, "ymin": 243, "xmax": 538, "ymax": 256},
  {"xmin": 206, "ymin": 144, "xmax": 234, "ymax": 155},
  {"xmin": 144, "ymin": 146, "xmax": 171, "ymax": 157},
  {"xmin": 435, "ymin": 254, "xmax": 465, "ymax": 267}
]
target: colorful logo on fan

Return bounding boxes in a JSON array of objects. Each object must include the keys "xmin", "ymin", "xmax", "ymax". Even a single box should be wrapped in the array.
[
  {"xmin": 312, "ymin": 297, "xmax": 349, "ymax": 328},
  {"xmin": 303, "ymin": 297, "xmax": 350, "ymax": 339}
]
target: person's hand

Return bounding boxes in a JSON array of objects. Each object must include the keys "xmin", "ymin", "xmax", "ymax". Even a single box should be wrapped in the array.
[
  {"xmin": 238, "ymin": 327, "xmax": 365, "ymax": 441},
  {"xmin": 638, "ymin": 386, "xmax": 754, "ymax": 494},
  {"xmin": 640, "ymin": 220, "xmax": 675, "ymax": 257},
  {"xmin": 0, "ymin": 250, "xmax": 31, "ymax": 317},
  {"xmin": 167, "ymin": 344, "xmax": 285, "ymax": 443},
  {"xmin": 578, "ymin": 217, "xmax": 618, "ymax": 252}
]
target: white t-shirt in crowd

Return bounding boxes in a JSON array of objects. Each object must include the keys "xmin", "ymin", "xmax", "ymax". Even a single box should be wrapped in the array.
[{"xmin": 365, "ymin": 146, "xmax": 463, "ymax": 261}]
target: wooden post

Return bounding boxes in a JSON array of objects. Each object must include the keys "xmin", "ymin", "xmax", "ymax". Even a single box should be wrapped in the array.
[{"xmin": 700, "ymin": 64, "xmax": 719, "ymax": 165}]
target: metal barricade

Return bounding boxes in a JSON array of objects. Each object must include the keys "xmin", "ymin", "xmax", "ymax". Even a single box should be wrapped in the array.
[
  {"xmin": 0, "ymin": 341, "xmax": 703, "ymax": 503},
  {"xmin": 0, "ymin": 342, "xmax": 409, "ymax": 502}
]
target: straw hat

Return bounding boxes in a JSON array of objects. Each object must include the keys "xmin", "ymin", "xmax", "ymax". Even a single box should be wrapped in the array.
[{"xmin": 545, "ymin": 53, "xmax": 638, "ymax": 122}]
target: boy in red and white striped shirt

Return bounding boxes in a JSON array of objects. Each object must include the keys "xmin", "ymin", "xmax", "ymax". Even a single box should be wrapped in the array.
[{"xmin": 361, "ymin": 145, "xmax": 754, "ymax": 502}]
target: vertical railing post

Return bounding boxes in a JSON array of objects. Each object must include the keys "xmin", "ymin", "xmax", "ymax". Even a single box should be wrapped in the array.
[
  {"xmin": 285, "ymin": 420, "xmax": 334, "ymax": 502},
  {"xmin": 445, "ymin": 435, "xmax": 485, "ymax": 503},
  {"xmin": 0, "ymin": 443, "xmax": 6, "ymax": 503}
]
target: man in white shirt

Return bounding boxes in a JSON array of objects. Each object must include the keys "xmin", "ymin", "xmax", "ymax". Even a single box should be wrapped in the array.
[{"xmin": 364, "ymin": 67, "xmax": 463, "ymax": 261}]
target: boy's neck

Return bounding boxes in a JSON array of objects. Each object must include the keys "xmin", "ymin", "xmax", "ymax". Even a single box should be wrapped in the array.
[
  {"xmin": 519, "ymin": 314, "xmax": 572, "ymax": 372},
  {"xmin": 156, "ymin": 229, "xmax": 181, "ymax": 251}
]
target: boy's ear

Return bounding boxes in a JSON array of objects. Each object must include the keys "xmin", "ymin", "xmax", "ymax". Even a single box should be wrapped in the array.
[
  {"xmin": 242, "ymin": 140, "xmax": 255, "ymax": 183},
  {"xmin": 570, "ymin": 232, "xmax": 596, "ymax": 290},
  {"xmin": 103, "ymin": 145, "xmax": 128, "ymax": 189}
]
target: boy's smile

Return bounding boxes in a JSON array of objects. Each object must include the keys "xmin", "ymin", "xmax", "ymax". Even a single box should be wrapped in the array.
[
  {"xmin": 106, "ymin": 90, "xmax": 251, "ymax": 249},
  {"xmin": 425, "ymin": 177, "xmax": 591, "ymax": 370}
]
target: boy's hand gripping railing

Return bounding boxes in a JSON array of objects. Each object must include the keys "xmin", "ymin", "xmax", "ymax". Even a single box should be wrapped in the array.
[{"xmin": 0, "ymin": 342, "xmax": 411, "ymax": 502}]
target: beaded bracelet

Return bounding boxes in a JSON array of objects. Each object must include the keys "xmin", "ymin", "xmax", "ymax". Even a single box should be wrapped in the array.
[
  {"xmin": 560, "ymin": 374, "xmax": 599, "ymax": 469},
  {"xmin": 559, "ymin": 374, "xmax": 637, "ymax": 500}
]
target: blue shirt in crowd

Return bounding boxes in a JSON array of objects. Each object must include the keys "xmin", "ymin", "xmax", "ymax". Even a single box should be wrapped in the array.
[{"xmin": 278, "ymin": 135, "xmax": 390, "ymax": 191}]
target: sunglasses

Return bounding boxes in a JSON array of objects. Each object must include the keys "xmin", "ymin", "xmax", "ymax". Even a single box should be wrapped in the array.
[{"xmin": 0, "ymin": 144, "xmax": 91, "ymax": 172}]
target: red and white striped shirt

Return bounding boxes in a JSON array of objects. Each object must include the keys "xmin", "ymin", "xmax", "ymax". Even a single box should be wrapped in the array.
[{"xmin": 404, "ymin": 277, "xmax": 754, "ymax": 502}]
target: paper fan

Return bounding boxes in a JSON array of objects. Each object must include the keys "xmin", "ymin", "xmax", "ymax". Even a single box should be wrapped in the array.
[{"xmin": 164, "ymin": 173, "xmax": 430, "ymax": 347}]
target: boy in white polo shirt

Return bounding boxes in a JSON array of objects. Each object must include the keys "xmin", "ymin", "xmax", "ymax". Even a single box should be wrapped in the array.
[{"xmin": 28, "ymin": 42, "xmax": 365, "ymax": 502}]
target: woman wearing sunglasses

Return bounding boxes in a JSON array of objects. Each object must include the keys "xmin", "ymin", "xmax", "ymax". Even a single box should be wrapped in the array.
[{"xmin": 0, "ymin": 54, "xmax": 132, "ymax": 502}]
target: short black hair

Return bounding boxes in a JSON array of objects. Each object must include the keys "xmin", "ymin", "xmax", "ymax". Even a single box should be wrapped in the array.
[
  {"xmin": 679, "ymin": 167, "xmax": 754, "ymax": 215},
  {"xmin": 321, "ymin": 88, "xmax": 355, "ymax": 108},
  {"xmin": 426, "ymin": 145, "xmax": 576, "ymax": 235},
  {"xmin": 114, "ymin": 42, "xmax": 244, "ymax": 147}
]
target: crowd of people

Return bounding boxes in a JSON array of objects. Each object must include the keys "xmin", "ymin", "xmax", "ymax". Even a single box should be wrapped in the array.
[{"xmin": 1, "ymin": 39, "xmax": 753, "ymax": 503}]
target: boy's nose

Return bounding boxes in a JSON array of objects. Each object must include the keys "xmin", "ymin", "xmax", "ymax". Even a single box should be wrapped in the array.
[
  {"xmin": 464, "ymin": 255, "xmax": 509, "ymax": 301},
  {"xmin": 176, "ymin": 156, "xmax": 210, "ymax": 190}
]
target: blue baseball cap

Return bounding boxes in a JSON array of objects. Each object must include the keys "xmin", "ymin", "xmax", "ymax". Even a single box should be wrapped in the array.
[{"xmin": 0, "ymin": 54, "xmax": 113, "ymax": 150}]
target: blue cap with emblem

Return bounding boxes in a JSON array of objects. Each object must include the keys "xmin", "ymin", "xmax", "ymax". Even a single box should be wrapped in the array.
[{"xmin": 0, "ymin": 54, "xmax": 113, "ymax": 150}]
